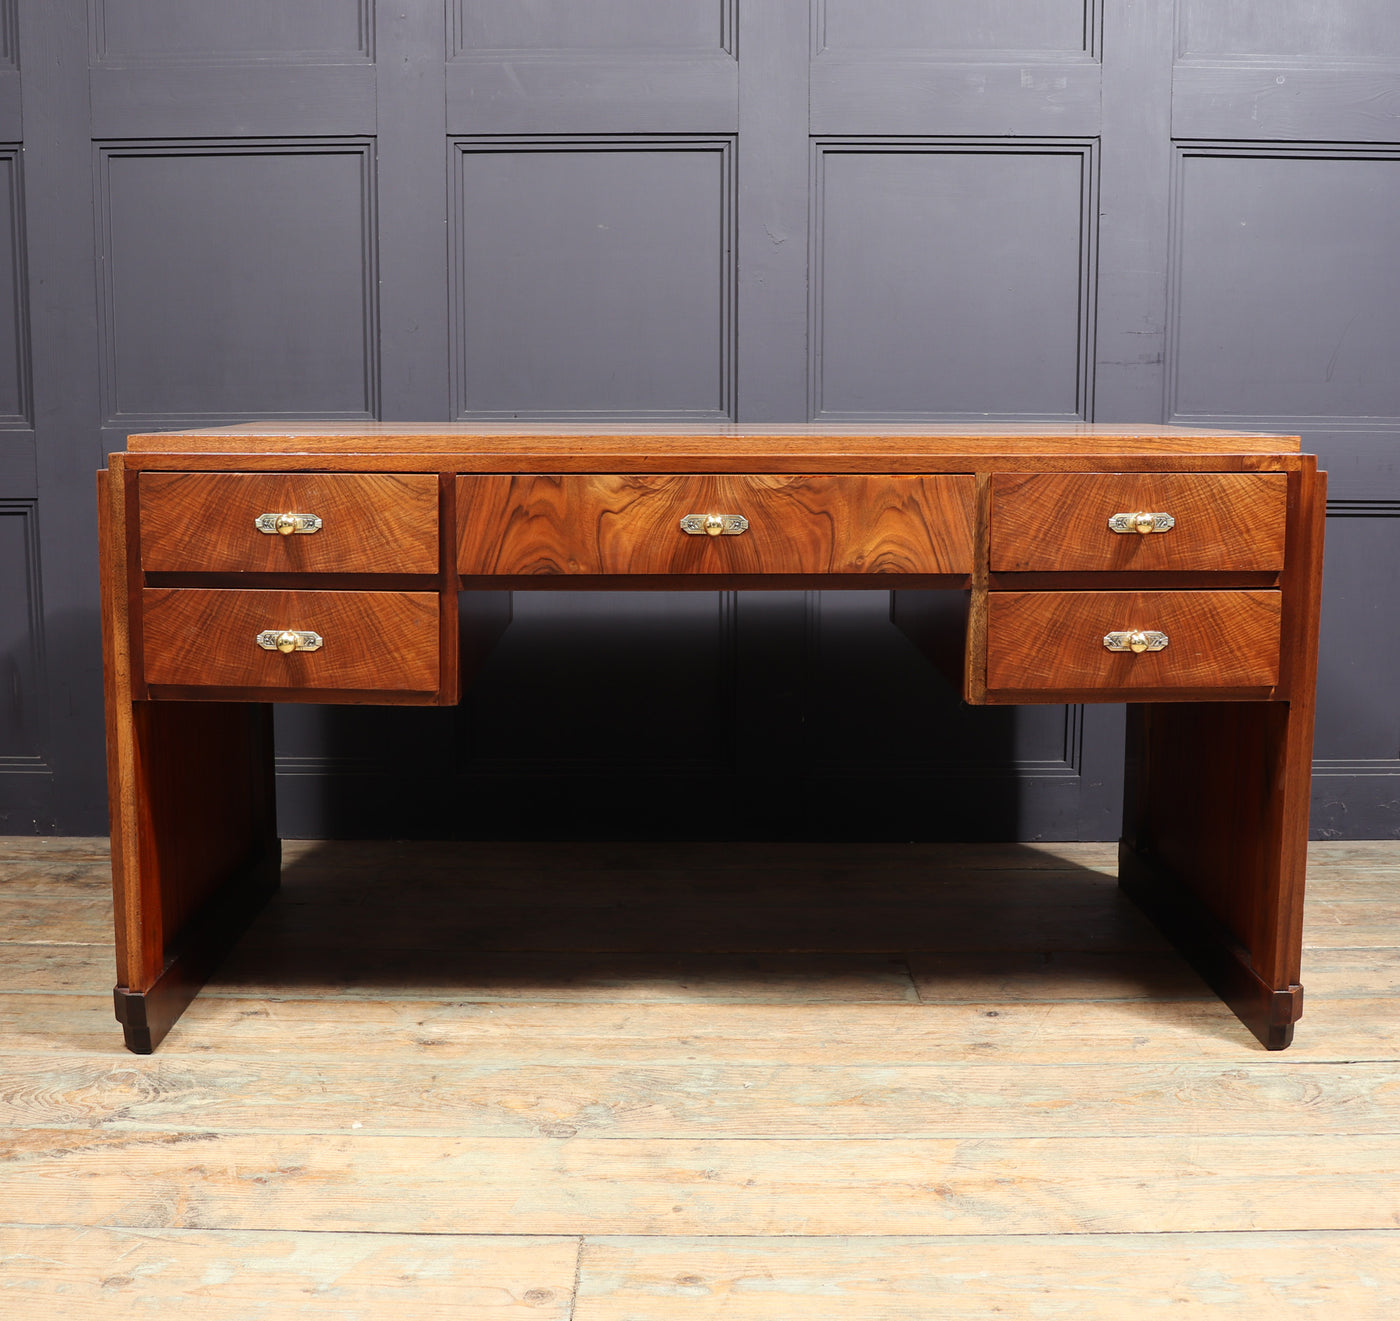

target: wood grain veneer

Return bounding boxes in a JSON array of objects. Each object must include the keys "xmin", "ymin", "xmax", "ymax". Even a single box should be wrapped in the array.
[
  {"xmin": 139, "ymin": 473, "xmax": 439, "ymax": 574},
  {"xmin": 126, "ymin": 420, "xmax": 1304, "ymax": 456},
  {"xmin": 97, "ymin": 425, "xmax": 1327, "ymax": 1054},
  {"xmin": 1116, "ymin": 461, "xmax": 1328, "ymax": 1050},
  {"xmin": 141, "ymin": 589, "xmax": 440, "ymax": 693},
  {"xmin": 985, "ymin": 590, "xmax": 1282, "ymax": 693},
  {"xmin": 456, "ymin": 474, "xmax": 975, "ymax": 577},
  {"xmin": 990, "ymin": 473, "xmax": 1288, "ymax": 573}
]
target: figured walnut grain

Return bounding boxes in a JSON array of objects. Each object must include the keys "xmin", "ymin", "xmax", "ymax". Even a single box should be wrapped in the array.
[
  {"xmin": 456, "ymin": 474, "xmax": 975, "ymax": 577},
  {"xmin": 142, "ymin": 589, "xmax": 440, "ymax": 693},
  {"xmin": 989, "ymin": 473, "xmax": 1288, "ymax": 573},
  {"xmin": 985, "ymin": 590, "xmax": 1282, "ymax": 693},
  {"xmin": 139, "ymin": 473, "xmax": 439, "ymax": 574}
]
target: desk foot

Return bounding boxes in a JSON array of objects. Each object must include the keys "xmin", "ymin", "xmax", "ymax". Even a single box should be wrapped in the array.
[
  {"xmin": 1119, "ymin": 844, "xmax": 1302, "ymax": 1050},
  {"xmin": 112, "ymin": 845, "xmax": 281, "ymax": 1054}
]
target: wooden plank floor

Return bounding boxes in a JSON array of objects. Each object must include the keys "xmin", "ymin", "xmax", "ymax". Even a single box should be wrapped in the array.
[{"xmin": 2, "ymin": 838, "xmax": 1398, "ymax": 1317}]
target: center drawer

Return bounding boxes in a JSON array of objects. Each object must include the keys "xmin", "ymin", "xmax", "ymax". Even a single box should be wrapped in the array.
[
  {"xmin": 140, "ymin": 472, "xmax": 440, "ymax": 574},
  {"xmin": 141, "ymin": 588, "xmax": 440, "ymax": 693},
  {"xmin": 456, "ymin": 474, "xmax": 976, "ymax": 576}
]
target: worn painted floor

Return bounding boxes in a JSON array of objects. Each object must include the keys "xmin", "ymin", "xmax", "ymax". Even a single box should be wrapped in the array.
[{"xmin": 1, "ymin": 837, "xmax": 1398, "ymax": 1317}]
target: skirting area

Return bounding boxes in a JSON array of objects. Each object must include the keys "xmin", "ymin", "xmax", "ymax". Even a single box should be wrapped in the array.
[{"xmin": 2, "ymin": 838, "xmax": 1398, "ymax": 1316}]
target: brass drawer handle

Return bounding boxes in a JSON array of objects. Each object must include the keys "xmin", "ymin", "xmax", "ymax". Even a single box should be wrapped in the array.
[
  {"xmin": 256, "ymin": 629, "xmax": 323, "ymax": 654},
  {"xmin": 680, "ymin": 513, "xmax": 749, "ymax": 537},
  {"xmin": 256, "ymin": 512, "xmax": 323, "ymax": 536},
  {"xmin": 1108, "ymin": 511, "xmax": 1175, "ymax": 535},
  {"xmin": 1104, "ymin": 630, "xmax": 1168, "ymax": 654}
]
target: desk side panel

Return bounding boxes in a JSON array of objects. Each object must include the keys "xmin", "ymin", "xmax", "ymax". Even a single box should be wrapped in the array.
[
  {"xmin": 1117, "ymin": 462, "xmax": 1326, "ymax": 1050},
  {"xmin": 102, "ymin": 460, "xmax": 282, "ymax": 1051}
]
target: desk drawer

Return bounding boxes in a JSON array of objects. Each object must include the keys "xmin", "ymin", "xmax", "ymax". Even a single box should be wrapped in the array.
[
  {"xmin": 140, "ymin": 473, "xmax": 439, "ymax": 574},
  {"xmin": 142, "ymin": 588, "xmax": 440, "ymax": 692},
  {"xmin": 457, "ymin": 474, "xmax": 975, "ymax": 576},
  {"xmin": 986, "ymin": 590, "xmax": 1281, "ymax": 693},
  {"xmin": 989, "ymin": 473, "xmax": 1287, "ymax": 572}
]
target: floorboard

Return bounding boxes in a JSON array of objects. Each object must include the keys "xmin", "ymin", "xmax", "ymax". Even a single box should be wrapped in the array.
[{"xmin": 2, "ymin": 839, "xmax": 1397, "ymax": 1315}]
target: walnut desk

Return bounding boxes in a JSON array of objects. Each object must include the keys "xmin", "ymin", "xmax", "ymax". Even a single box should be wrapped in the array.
[{"xmin": 97, "ymin": 424, "xmax": 1326, "ymax": 1053}]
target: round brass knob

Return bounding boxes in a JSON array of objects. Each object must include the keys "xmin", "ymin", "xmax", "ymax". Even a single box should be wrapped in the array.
[
  {"xmin": 1131, "ymin": 512, "xmax": 1155, "ymax": 535},
  {"xmin": 274, "ymin": 513, "xmax": 298, "ymax": 536},
  {"xmin": 704, "ymin": 514, "xmax": 724, "ymax": 537},
  {"xmin": 275, "ymin": 630, "xmax": 299, "ymax": 654},
  {"xmin": 1128, "ymin": 630, "xmax": 1150, "ymax": 654}
]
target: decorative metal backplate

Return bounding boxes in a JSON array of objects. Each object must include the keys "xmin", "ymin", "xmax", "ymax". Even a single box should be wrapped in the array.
[
  {"xmin": 1103, "ymin": 630, "xmax": 1169, "ymax": 653},
  {"xmin": 680, "ymin": 513, "xmax": 750, "ymax": 536},
  {"xmin": 256, "ymin": 629, "xmax": 323, "ymax": 653},
  {"xmin": 1108, "ymin": 511, "xmax": 1175, "ymax": 534},
  {"xmin": 255, "ymin": 512, "xmax": 323, "ymax": 535}
]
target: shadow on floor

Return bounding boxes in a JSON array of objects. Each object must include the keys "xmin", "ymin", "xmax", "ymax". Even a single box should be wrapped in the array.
[{"xmin": 206, "ymin": 840, "xmax": 1214, "ymax": 1010}]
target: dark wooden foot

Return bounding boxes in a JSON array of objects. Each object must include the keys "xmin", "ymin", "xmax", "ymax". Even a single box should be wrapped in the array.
[
  {"xmin": 1119, "ymin": 842, "xmax": 1302, "ymax": 1050},
  {"xmin": 113, "ymin": 843, "xmax": 281, "ymax": 1054}
]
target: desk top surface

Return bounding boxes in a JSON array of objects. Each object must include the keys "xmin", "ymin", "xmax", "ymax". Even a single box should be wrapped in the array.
[{"xmin": 125, "ymin": 421, "xmax": 1302, "ymax": 461}]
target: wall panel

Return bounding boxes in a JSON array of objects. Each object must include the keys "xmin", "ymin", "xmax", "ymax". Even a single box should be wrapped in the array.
[
  {"xmin": 461, "ymin": 592, "xmax": 736, "ymax": 774},
  {"xmin": 454, "ymin": 0, "xmax": 731, "ymax": 55},
  {"xmin": 811, "ymin": 0, "xmax": 1101, "ymax": 137},
  {"xmin": 1169, "ymin": 148, "xmax": 1400, "ymax": 422},
  {"xmin": 7, "ymin": 0, "xmax": 1397, "ymax": 840},
  {"xmin": 91, "ymin": 0, "xmax": 372, "ymax": 63},
  {"xmin": 1178, "ymin": 1, "xmax": 1400, "ymax": 61},
  {"xmin": 96, "ymin": 142, "xmax": 378, "ymax": 422},
  {"xmin": 451, "ymin": 139, "xmax": 734, "ymax": 420},
  {"xmin": 88, "ymin": 0, "xmax": 375, "ymax": 139},
  {"xmin": 812, "ymin": 142, "xmax": 1095, "ymax": 419},
  {"xmin": 1173, "ymin": 4, "xmax": 1400, "ymax": 143},
  {"xmin": 0, "ymin": 2, "xmax": 15, "ymax": 133},
  {"xmin": 0, "ymin": 500, "xmax": 45, "ymax": 772},
  {"xmin": 1311, "ymin": 508, "xmax": 1400, "ymax": 837},
  {"xmin": 0, "ymin": 147, "xmax": 28, "ymax": 425},
  {"xmin": 446, "ymin": 2, "xmax": 737, "ymax": 135},
  {"xmin": 819, "ymin": 0, "xmax": 1093, "ymax": 54},
  {"xmin": 805, "ymin": 592, "xmax": 1079, "ymax": 772}
]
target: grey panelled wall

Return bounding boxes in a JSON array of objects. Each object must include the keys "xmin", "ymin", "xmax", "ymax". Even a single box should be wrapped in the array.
[{"xmin": 2, "ymin": 1, "xmax": 1397, "ymax": 839}]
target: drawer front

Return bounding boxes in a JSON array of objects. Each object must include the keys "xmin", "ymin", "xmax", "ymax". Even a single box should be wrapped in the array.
[
  {"xmin": 140, "ymin": 473, "xmax": 440, "ymax": 574},
  {"xmin": 142, "ymin": 589, "xmax": 440, "ymax": 692},
  {"xmin": 989, "ymin": 473, "xmax": 1287, "ymax": 572},
  {"xmin": 457, "ymin": 474, "xmax": 976, "ymax": 576},
  {"xmin": 986, "ymin": 590, "xmax": 1281, "ymax": 692}
]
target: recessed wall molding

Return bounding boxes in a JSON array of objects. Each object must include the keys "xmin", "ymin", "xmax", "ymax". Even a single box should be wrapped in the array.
[
  {"xmin": 450, "ymin": 0, "xmax": 735, "ymax": 60},
  {"xmin": 0, "ymin": 499, "xmax": 46, "ymax": 769},
  {"xmin": 450, "ymin": 136, "xmax": 735, "ymax": 421},
  {"xmin": 814, "ymin": 0, "xmax": 1100, "ymax": 60},
  {"xmin": 444, "ymin": 5, "xmax": 738, "ymax": 136},
  {"xmin": 1314, "ymin": 759, "xmax": 1400, "ymax": 774},
  {"xmin": 1326, "ymin": 500, "xmax": 1400, "ymax": 518},
  {"xmin": 87, "ymin": 3, "xmax": 377, "ymax": 136},
  {"xmin": 801, "ymin": 592, "xmax": 1087, "ymax": 780},
  {"xmin": 1166, "ymin": 145, "xmax": 1400, "ymax": 429},
  {"xmin": 0, "ymin": 1, "xmax": 15, "ymax": 71},
  {"xmin": 1171, "ymin": 6, "xmax": 1400, "ymax": 147},
  {"xmin": 806, "ymin": 706, "xmax": 1087, "ymax": 779},
  {"xmin": 0, "ymin": 146, "xmax": 30, "ymax": 428},
  {"xmin": 1176, "ymin": 0, "xmax": 1400, "ymax": 65},
  {"xmin": 89, "ymin": 0, "xmax": 374, "ymax": 66},
  {"xmin": 95, "ymin": 140, "xmax": 379, "ymax": 426},
  {"xmin": 810, "ymin": 139, "xmax": 1097, "ymax": 422},
  {"xmin": 810, "ymin": 1, "xmax": 1103, "ymax": 136}
]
